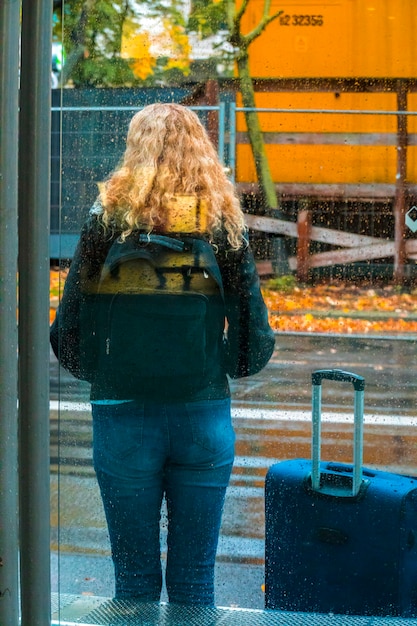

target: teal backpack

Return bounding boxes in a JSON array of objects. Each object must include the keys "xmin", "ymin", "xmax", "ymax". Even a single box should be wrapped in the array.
[{"xmin": 79, "ymin": 233, "xmax": 226, "ymax": 398}]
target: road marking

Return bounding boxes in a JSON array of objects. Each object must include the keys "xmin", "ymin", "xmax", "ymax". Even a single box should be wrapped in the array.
[
  {"xmin": 50, "ymin": 401, "xmax": 417, "ymax": 427},
  {"xmin": 232, "ymin": 407, "xmax": 417, "ymax": 426}
]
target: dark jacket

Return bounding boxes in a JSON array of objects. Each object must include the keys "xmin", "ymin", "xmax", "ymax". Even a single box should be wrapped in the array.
[{"xmin": 50, "ymin": 214, "xmax": 275, "ymax": 402}]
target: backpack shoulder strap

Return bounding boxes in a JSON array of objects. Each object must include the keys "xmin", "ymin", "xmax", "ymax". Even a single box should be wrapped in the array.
[{"xmin": 182, "ymin": 236, "xmax": 225, "ymax": 300}]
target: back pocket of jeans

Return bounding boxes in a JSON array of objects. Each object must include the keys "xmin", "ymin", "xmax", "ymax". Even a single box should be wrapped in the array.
[
  {"xmin": 187, "ymin": 399, "xmax": 234, "ymax": 453},
  {"xmin": 93, "ymin": 403, "xmax": 145, "ymax": 461}
]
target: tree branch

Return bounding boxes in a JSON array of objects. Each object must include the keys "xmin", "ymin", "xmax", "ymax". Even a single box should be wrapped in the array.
[
  {"xmin": 227, "ymin": 0, "xmax": 246, "ymax": 47},
  {"xmin": 234, "ymin": 0, "xmax": 250, "ymax": 25},
  {"xmin": 243, "ymin": 1, "xmax": 283, "ymax": 47}
]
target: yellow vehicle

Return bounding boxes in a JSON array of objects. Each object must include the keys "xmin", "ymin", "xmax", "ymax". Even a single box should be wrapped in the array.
[{"xmin": 235, "ymin": 0, "xmax": 417, "ymax": 198}]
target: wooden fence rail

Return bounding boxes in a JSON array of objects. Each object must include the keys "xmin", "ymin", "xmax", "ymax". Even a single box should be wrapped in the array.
[{"xmin": 245, "ymin": 213, "xmax": 417, "ymax": 282}]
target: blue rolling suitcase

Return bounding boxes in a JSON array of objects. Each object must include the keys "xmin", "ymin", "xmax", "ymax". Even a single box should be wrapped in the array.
[{"xmin": 265, "ymin": 369, "xmax": 417, "ymax": 617}]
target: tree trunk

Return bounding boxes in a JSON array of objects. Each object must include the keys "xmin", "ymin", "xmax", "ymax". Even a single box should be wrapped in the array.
[
  {"xmin": 236, "ymin": 50, "xmax": 278, "ymax": 214},
  {"xmin": 236, "ymin": 49, "xmax": 290, "ymax": 273},
  {"xmin": 61, "ymin": 0, "xmax": 94, "ymax": 85}
]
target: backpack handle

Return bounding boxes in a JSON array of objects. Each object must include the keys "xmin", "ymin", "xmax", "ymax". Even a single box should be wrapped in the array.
[
  {"xmin": 105, "ymin": 234, "xmax": 187, "ymax": 275},
  {"xmin": 138, "ymin": 233, "xmax": 188, "ymax": 252},
  {"xmin": 102, "ymin": 232, "xmax": 224, "ymax": 298}
]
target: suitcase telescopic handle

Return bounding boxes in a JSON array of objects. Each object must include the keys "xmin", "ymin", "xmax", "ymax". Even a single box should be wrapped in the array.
[
  {"xmin": 311, "ymin": 369, "xmax": 365, "ymax": 497},
  {"xmin": 312, "ymin": 369, "xmax": 365, "ymax": 391}
]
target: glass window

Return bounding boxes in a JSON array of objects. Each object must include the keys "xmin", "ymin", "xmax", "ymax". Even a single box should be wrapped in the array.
[{"xmin": 51, "ymin": 1, "xmax": 417, "ymax": 622}]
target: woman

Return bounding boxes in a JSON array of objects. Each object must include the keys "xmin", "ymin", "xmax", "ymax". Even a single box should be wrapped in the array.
[{"xmin": 51, "ymin": 103, "xmax": 275, "ymax": 606}]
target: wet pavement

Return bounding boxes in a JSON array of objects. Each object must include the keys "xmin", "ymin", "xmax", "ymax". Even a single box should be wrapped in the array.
[
  {"xmin": 49, "ymin": 332, "xmax": 417, "ymax": 609},
  {"xmin": 51, "ymin": 331, "xmax": 417, "ymax": 414}
]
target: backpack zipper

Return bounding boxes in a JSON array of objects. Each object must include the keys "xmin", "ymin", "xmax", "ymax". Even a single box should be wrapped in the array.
[{"xmin": 105, "ymin": 293, "xmax": 119, "ymax": 355}]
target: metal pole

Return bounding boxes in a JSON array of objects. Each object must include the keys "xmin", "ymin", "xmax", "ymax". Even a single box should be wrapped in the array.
[
  {"xmin": 228, "ymin": 102, "xmax": 236, "ymax": 182},
  {"xmin": 0, "ymin": 1, "xmax": 21, "ymax": 624},
  {"xmin": 218, "ymin": 102, "xmax": 226, "ymax": 164},
  {"xmin": 394, "ymin": 80, "xmax": 408, "ymax": 284},
  {"xmin": 18, "ymin": 0, "xmax": 53, "ymax": 624}
]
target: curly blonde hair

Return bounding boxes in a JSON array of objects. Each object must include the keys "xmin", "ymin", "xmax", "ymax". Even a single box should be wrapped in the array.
[{"xmin": 99, "ymin": 103, "xmax": 246, "ymax": 249}]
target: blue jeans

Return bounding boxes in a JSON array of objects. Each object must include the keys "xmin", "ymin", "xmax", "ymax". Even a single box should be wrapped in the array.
[{"xmin": 92, "ymin": 398, "xmax": 234, "ymax": 605}]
